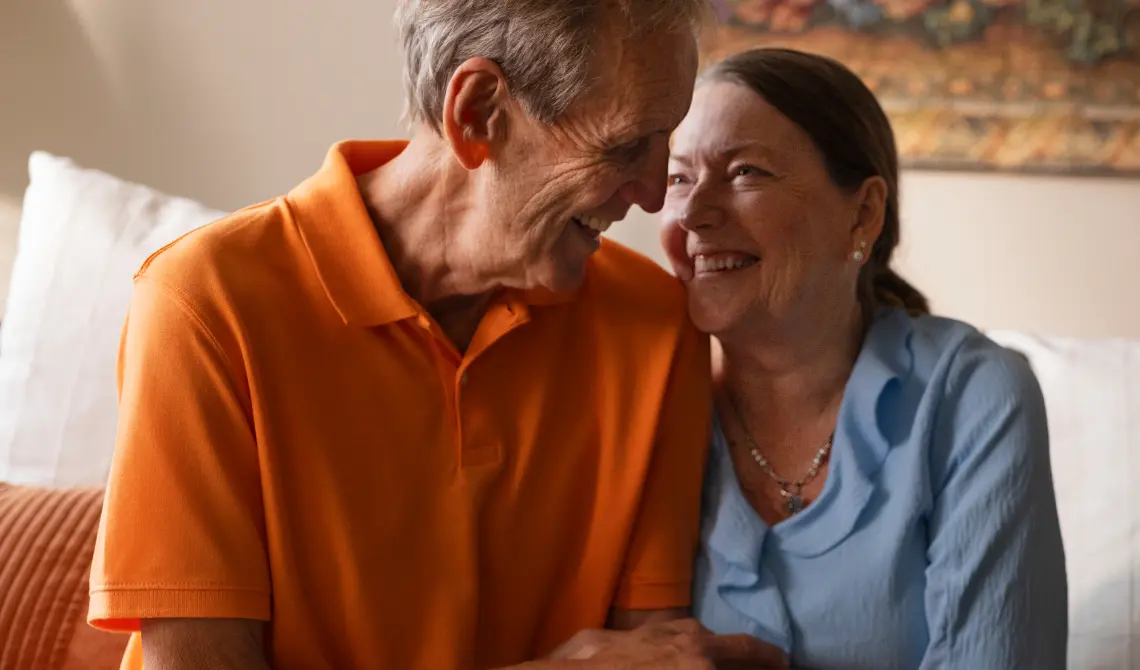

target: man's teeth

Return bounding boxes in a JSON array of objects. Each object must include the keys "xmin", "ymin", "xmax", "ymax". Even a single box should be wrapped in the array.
[
  {"xmin": 572, "ymin": 215, "xmax": 613, "ymax": 234},
  {"xmin": 694, "ymin": 255, "xmax": 758, "ymax": 274}
]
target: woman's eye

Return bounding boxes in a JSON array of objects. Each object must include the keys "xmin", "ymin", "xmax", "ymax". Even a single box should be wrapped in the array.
[
  {"xmin": 667, "ymin": 174, "xmax": 688, "ymax": 187},
  {"xmin": 735, "ymin": 165, "xmax": 763, "ymax": 177}
]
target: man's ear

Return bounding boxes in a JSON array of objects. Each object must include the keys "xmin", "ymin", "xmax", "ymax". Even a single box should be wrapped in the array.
[
  {"xmin": 441, "ymin": 57, "xmax": 509, "ymax": 170},
  {"xmin": 851, "ymin": 175, "xmax": 888, "ymax": 248}
]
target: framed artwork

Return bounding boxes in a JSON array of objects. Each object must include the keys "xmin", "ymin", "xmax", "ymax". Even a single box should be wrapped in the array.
[{"xmin": 704, "ymin": 0, "xmax": 1140, "ymax": 175}]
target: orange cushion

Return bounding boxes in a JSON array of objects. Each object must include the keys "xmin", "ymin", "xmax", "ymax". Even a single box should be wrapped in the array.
[{"xmin": 0, "ymin": 483, "xmax": 127, "ymax": 670}]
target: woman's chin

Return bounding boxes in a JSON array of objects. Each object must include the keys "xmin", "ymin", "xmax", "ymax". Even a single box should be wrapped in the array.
[{"xmin": 687, "ymin": 297, "xmax": 743, "ymax": 336}]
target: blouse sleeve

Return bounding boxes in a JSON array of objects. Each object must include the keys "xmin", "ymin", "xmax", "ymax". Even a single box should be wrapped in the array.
[{"xmin": 920, "ymin": 339, "xmax": 1067, "ymax": 669}]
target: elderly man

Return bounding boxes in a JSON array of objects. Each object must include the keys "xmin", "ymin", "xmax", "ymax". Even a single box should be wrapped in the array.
[{"xmin": 88, "ymin": 1, "xmax": 784, "ymax": 668}]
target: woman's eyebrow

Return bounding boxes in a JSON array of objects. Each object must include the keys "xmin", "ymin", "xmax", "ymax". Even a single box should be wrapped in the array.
[
  {"xmin": 669, "ymin": 141, "xmax": 777, "ymax": 164},
  {"xmin": 718, "ymin": 141, "xmax": 776, "ymax": 160}
]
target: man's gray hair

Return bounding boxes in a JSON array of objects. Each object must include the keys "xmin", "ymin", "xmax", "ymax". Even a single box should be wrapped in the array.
[{"xmin": 395, "ymin": 0, "xmax": 706, "ymax": 132}]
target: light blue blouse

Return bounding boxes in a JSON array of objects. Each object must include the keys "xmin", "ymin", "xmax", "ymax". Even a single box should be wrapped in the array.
[{"xmin": 694, "ymin": 308, "xmax": 1068, "ymax": 670}]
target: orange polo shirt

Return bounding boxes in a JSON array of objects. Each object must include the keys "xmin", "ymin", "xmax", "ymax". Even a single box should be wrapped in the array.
[{"xmin": 89, "ymin": 141, "xmax": 711, "ymax": 669}]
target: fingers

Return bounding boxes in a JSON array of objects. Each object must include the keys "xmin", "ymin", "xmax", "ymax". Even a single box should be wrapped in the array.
[
  {"xmin": 704, "ymin": 634, "xmax": 789, "ymax": 669},
  {"xmin": 645, "ymin": 620, "xmax": 786, "ymax": 669},
  {"xmin": 547, "ymin": 629, "xmax": 608, "ymax": 661},
  {"xmin": 547, "ymin": 621, "xmax": 788, "ymax": 670}
]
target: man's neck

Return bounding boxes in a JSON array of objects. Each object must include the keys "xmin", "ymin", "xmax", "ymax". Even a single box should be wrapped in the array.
[
  {"xmin": 716, "ymin": 301, "xmax": 864, "ymax": 432},
  {"xmin": 356, "ymin": 132, "xmax": 495, "ymax": 350}
]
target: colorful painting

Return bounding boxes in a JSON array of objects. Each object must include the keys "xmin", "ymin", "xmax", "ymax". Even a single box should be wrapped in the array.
[{"xmin": 704, "ymin": 0, "xmax": 1140, "ymax": 174}]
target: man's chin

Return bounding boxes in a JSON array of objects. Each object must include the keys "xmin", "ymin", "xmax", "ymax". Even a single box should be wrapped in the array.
[
  {"xmin": 546, "ymin": 269, "xmax": 588, "ymax": 294},
  {"xmin": 534, "ymin": 258, "xmax": 590, "ymax": 295}
]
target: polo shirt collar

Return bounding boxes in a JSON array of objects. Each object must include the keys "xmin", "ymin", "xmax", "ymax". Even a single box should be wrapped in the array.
[
  {"xmin": 288, "ymin": 140, "xmax": 577, "ymax": 327},
  {"xmin": 288, "ymin": 140, "xmax": 419, "ymax": 327}
]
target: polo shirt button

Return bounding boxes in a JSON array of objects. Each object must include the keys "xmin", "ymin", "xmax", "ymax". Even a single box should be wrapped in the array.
[
  {"xmin": 417, "ymin": 314, "xmax": 431, "ymax": 329},
  {"xmin": 460, "ymin": 372, "xmax": 469, "ymax": 387}
]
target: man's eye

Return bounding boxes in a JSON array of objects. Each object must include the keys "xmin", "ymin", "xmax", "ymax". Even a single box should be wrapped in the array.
[
  {"xmin": 667, "ymin": 175, "xmax": 688, "ymax": 187},
  {"xmin": 612, "ymin": 137, "xmax": 649, "ymax": 160}
]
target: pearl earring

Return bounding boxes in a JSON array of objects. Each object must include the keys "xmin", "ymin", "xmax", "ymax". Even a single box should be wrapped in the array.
[{"xmin": 852, "ymin": 242, "xmax": 867, "ymax": 263}]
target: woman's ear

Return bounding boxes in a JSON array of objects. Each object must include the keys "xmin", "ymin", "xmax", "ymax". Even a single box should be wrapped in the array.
[
  {"xmin": 852, "ymin": 175, "xmax": 888, "ymax": 248},
  {"xmin": 441, "ymin": 57, "xmax": 508, "ymax": 170}
]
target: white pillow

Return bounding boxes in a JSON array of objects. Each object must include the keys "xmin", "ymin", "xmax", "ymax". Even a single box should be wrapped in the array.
[
  {"xmin": 987, "ymin": 330, "xmax": 1140, "ymax": 670},
  {"xmin": 0, "ymin": 152, "xmax": 225, "ymax": 487}
]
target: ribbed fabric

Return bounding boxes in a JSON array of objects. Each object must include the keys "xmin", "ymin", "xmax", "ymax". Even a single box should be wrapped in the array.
[{"xmin": 0, "ymin": 483, "xmax": 104, "ymax": 670}]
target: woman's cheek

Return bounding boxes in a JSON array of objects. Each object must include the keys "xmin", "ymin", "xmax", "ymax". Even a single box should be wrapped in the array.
[{"xmin": 658, "ymin": 217, "xmax": 693, "ymax": 281}]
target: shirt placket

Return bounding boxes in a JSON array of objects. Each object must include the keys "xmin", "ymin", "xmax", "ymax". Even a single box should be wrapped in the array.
[{"xmin": 413, "ymin": 299, "xmax": 530, "ymax": 469}]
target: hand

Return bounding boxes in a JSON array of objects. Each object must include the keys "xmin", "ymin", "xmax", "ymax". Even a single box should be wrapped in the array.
[{"xmin": 549, "ymin": 618, "xmax": 788, "ymax": 669}]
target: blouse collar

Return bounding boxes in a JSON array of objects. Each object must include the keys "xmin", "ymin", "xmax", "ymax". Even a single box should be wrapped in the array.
[{"xmin": 705, "ymin": 308, "xmax": 915, "ymax": 560}]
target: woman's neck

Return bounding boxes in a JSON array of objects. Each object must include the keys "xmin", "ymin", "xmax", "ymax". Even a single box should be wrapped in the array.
[{"xmin": 716, "ymin": 301, "xmax": 865, "ymax": 433}]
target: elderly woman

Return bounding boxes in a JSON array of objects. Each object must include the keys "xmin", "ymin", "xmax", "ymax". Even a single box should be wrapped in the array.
[{"xmin": 661, "ymin": 49, "xmax": 1068, "ymax": 669}]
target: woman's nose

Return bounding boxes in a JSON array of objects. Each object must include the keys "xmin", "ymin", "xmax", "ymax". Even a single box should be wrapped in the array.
[{"xmin": 666, "ymin": 183, "xmax": 722, "ymax": 232}]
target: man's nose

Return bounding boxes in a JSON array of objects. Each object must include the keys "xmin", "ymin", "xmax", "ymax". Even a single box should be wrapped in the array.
[{"xmin": 618, "ymin": 138, "xmax": 670, "ymax": 214}]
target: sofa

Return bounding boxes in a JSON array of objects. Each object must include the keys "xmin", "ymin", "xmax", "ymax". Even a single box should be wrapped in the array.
[
  {"xmin": 0, "ymin": 153, "xmax": 1137, "ymax": 669},
  {"xmin": 0, "ymin": 484, "xmax": 128, "ymax": 669}
]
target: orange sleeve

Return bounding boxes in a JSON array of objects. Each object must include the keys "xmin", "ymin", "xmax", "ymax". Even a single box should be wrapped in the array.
[
  {"xmin": 89, "ymin": 275, "xmax": 270, "ymax": 632},
  {"xmin": 612, "ymin": 321, "xmax": 712, "ymax": 611}
]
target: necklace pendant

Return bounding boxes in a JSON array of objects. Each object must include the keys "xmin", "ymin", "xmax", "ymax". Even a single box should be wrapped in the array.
[{"xmin": 786, "ymin": 495, "xmax": 805, "ymax": 515}]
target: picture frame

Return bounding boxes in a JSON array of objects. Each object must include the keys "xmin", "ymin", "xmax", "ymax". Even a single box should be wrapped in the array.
[{"xmin": 704, "ymin": 0, "xmax": 1140, "ymax": 175}]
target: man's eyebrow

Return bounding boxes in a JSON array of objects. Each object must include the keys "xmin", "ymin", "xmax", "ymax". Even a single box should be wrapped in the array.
[
  {"xmin": 624, "ymin": 128, "xmax": 671, "ymax": 143},
  {"xmin": 607, "ymin": 128, "xmax": 669, "ymax": 155}
]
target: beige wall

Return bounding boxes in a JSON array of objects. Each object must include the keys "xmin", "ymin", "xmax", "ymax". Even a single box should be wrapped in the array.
[
  {"xmin": 0, "ymin": 196, "xmax": 18, "ymax": 308},
  {"xmin": 3, "ymin": 0, "xmax": 1139, "ymax": 337}
]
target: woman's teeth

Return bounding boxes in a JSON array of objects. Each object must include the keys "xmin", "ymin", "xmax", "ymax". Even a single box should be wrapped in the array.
[
  {"xmin": 572, "ymin": 215, "xmax": 613, "ymax": 235},
  {"xmin": 694, "ymin": 254, "xmax": 758, "ymax": 274}
]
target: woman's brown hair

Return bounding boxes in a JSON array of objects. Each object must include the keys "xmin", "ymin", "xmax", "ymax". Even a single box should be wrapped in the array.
[{"xmin": 702, "ymin": 48, "xmax": 930, "ymax": 317}]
